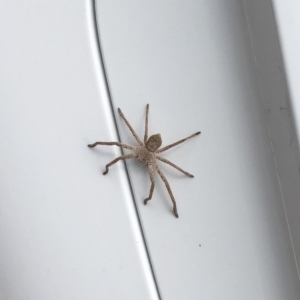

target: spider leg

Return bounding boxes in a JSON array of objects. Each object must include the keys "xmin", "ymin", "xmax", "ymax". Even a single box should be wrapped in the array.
[
  {"xmin": 87, "ymin": 141, "xmax": 136, "ymax": 151},
  {"xmin": 156, "ymin": 156, "xmax": 194, "ymax": 178},
  {"xmin": 144, "ymin": 162, "xmax": 155, "ymax": 205},
  {"xmin": 144, "ymin": 104, "xmax": 149, "ymax": 144},
  {"xmin": 118, "ymin": 108, "xmax": 144, "ymax": 146},
  {"xmin": 103, "ymin": 153, "xmax": 138, "ymax": 175},
  {"xmin": 157, "ymin": 132, "xmax": 201, "ymax": 153},
  {"xmin": 154, "ymin": 161, "xmax": 179, "ymax": 218}
]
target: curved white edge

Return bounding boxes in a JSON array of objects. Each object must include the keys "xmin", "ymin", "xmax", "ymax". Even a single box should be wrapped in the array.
[{"xmin": 87, "ymin": 1, "xmax": 161, "ymax": 299}]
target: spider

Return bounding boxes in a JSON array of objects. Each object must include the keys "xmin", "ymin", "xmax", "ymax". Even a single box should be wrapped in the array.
[{"xmin": 88, "ymin": 104, "xmax": 200, "ymax": 218}]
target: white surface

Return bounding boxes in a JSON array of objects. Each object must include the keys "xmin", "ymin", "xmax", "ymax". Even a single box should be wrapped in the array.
[
  {"xmin": 1, "ymin": 0, "xmax": 300, "ymax": 300},
  {"xmin": 96, "ymin": 0, "xmax": 300, "ymax": 299},
  {"xmin": 0, "ymin": 2, "xmax": 155, "ymax": 300},
  {"xmin": 245, "ymin": 0, "xmax": 300, "ymax": 288}
]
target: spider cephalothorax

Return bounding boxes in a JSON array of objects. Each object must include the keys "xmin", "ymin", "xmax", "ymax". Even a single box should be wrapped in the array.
[{"xmin": 88, "ymin": 104, "xmax": 200, "ymax": 218}]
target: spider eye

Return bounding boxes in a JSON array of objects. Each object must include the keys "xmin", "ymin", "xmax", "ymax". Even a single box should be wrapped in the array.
[{"xmin": 146, "ymin": 134, "xmax": 162, "ymax": 152}]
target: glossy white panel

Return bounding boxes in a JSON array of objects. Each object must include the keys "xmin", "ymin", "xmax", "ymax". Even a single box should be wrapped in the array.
[
  {"xmin": 96, "ymin": 0, "xmax": 300, "ymax": 299},
  {"xmin": 0, "ymin": 1, "xmax": 155, "ymax": 299}
]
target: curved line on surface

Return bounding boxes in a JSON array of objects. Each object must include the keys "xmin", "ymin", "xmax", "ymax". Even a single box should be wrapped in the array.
[{"xmin": 87, "ymin": 1, "xmax": 163, "ymax": 299}]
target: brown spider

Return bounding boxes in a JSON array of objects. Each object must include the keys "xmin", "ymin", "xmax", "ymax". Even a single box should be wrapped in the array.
[{"xmin": 88, "ymin": 104, "xmax": 200, "ymax": 218}]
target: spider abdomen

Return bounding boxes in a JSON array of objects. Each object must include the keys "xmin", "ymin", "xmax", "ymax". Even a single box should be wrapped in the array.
[
  {"xmin": 146, "ymin": 134, "xmax": 162, "ymax": 152},
  {"xmin": 136, "ymin": 147, "xmax": 153, "ymax": 164}
]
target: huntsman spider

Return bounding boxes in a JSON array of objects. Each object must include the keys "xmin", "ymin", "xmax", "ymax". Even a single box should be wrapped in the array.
[{"xmin": 88, "ymin": 104, "xmax": 200, "ymax": 218}]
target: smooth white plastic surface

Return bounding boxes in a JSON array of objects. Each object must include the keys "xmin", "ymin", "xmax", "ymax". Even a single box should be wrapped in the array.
[
  {"xmin": 245, "ymin": 0, "xmax": 300, "ymax": 290},
  {"xmin": 1, "ymin": 0, "xmax": 300, "ymax": 299},
  {"xmin": 0, "ymin": 2, "xmax": 155, "ymax": 300},
  {"xmin": 96, "ymin": 0, "xmax": 300, "ymax": 299}
]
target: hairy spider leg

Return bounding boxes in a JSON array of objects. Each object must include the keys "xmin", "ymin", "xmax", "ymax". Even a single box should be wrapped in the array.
[
  {"xmin": 156, "ymin": 156, "xmax": 194, "ymax": 178},
  {"xmin": 118, "ymin": 108, "xmax": 144, "ymax": 146},
  {"xmin": 154, "ymin": 161, "xmax": 179, "ymax": 218},
  {"xmin": 157, "ymin": 132, "xmax": 201, "ymax": 153},
  {"xmin": 144, "ymin": 104, "xmax": 149, "ymax": 144},
  {"xmin": 144, "ymin": 163, "xmax": 155, "ymax": 204},
  {"xmin": 88, "ymin": 141, "xmax": 136, "ymax": 151},
  {"xmin": 103, "ymin": 153, "xmax": 138, "ymax": 175}
]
